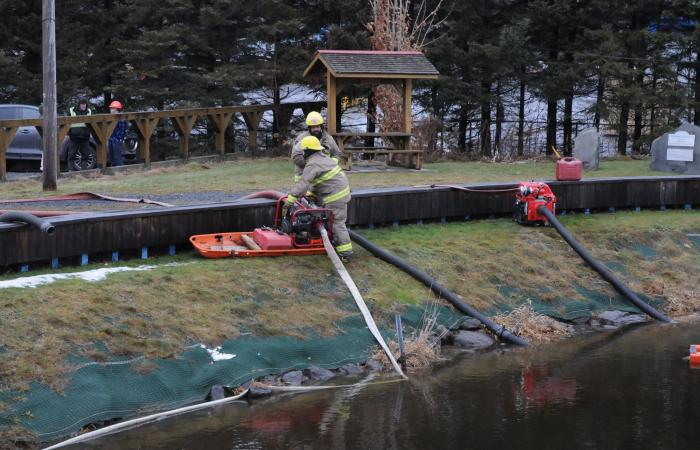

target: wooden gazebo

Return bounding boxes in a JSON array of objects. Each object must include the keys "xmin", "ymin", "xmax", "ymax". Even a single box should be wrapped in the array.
[{"xmin": 303, "ymin": 50, "xmax": 439, "ymax": 169}]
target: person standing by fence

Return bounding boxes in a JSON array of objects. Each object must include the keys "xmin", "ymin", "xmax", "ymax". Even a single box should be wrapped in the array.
[{"xmin": 108, "ymin": 100, "xmax": 127, "ymax": 167}]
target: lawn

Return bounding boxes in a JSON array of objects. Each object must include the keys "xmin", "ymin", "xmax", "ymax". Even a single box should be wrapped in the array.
[{"xmin": 0, "ymin": 157, "xmax": 661, "ymax": 201}]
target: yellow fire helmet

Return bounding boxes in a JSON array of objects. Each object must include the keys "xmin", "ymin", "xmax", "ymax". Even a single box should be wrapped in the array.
[
  {"xmin": 305, "ymin": 111, "xmax": 324, "ymax": 126},
  {"xmin": 300, "ymin": 135, "xmax": 325, "ymax": 151}
]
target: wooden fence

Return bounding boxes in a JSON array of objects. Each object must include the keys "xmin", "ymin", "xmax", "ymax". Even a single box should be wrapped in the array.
[{"xmin": 0, "ymin": 101, "xmax": 324, "ymax": 181}]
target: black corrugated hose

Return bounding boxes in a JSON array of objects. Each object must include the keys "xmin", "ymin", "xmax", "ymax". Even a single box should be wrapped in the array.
[
  {"xmin": 349, "ymin": 230, "xmax": 529, "ymax": 346},
  {"xmin": 536, "ymin": 206, "xmax": 671, "ymax": 323},
  {"xmin": 0, "ymin": 211, "xmax": 55, "ymax": 234}
]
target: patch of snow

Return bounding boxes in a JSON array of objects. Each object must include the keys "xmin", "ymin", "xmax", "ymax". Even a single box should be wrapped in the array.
[
  {"xmin": 200, "ymin": 344, "xmax": 236, "ymax": 362},
  {"xmin": 0, "ymin": 263, "xmax": 184, "ymax": 289}
]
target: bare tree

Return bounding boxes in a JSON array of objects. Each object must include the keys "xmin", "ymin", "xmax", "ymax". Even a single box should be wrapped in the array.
[{"xmin": 367, "ymin": 0, "xmax": 449, "ymax": 132}]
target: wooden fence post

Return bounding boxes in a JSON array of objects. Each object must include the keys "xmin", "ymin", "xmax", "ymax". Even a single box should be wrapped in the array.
[
  {"xmin": 242, "ymin": 111, "xmax": 263, "ymax": 155},
  {"xmin": 208, "ymin": 111, "xmax": 234, "ymax": 160},
  {"xmin": 87, "ymin": 119, "xmax": 117, "ymax": 171},
  {"xmin": 172, "ymin": 113, "xmax": 198, "ymax": 160},
  {"xmin": 132, "ymin": 116, "xmax": 159, "ymax": 168},
  {"xmin": 0, "ymin": 126, "xmax": 18, "ymax": 182}
]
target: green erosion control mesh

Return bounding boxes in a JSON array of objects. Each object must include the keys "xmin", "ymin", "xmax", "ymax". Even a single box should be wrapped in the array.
[
  {"xmin": 0, "ymin": 306, "xmax": 464, "ymax": 442},
  {"xmin": 492, "ymin": 283, "xmax": 662, "ymax": 320}
]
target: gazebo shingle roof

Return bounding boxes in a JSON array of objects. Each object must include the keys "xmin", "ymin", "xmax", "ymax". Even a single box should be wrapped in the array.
[{"xmin": 304, "ymin": 50, "xmax": 439, "ymax": 79}]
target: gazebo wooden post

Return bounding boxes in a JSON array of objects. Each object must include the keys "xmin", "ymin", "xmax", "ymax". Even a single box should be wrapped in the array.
[
  {"xmin": 326, "ymin": 71, "xmax": 337, "ymax": 134},
  {"xmin": 403, "ymin": 79, "xmax": 413, "ymax": 136}
]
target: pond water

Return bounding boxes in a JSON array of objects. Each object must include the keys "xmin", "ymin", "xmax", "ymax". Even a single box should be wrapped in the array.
[{"xmin": 65, "ymin": 321, "xmax": 700, "ymax": 449}]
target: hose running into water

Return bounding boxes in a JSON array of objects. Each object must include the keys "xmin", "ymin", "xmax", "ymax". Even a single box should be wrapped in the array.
[
  {"xmin": 43, "ymin": 388, "xmax": 250, "ymax": 450},
  {"xmin": 536, "ymin": 206, "xmax": 672, "ymax": 323},
  {"xmin": 349, "ymin": 230, "xmax": 530, "ymax": 347},
  {"xmin": 319, "ymin": 226, "xmax": 408, "ymax": 379}
]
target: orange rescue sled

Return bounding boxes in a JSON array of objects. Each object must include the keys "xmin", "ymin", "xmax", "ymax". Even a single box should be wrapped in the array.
[{"xmin": 190, "ymin": 196, "xmax": 333, "ymax": 258}]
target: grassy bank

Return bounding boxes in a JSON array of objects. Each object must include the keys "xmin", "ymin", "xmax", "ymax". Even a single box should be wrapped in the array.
[
  {"xmin": 0, "ymin": 158, "xmax": 660, "ymax": 201},
  {"xmin": 0, "ymin": 210, "xmax": 698, "ymax": 394}
]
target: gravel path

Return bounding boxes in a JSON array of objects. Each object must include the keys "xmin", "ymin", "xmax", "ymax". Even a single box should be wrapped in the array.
[{"xmin": 0, "ymin": 190, "xmax": 257, "ymax": 212}]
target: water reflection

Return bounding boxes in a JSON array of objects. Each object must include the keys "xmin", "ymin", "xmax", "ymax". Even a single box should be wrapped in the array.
[
  {"xmin": 64, "ymin": 322, "xmax": 700, "ymax": 450},
  {"xmin": 514, "ymin": 365, "xmax": 577, "ymax": 411}
]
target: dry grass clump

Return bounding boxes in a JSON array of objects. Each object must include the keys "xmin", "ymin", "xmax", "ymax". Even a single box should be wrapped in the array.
[
  {"xmin": 372, "ymin": 302, "xmax": 444, "ymax": 372},
  {"xmin": 633, "ymin": 280, "xmax": 698, "ymax": 317},
  {"xmin": 494, "ymin": 301, "xmax": 573, "ymax": 345},
  {"xmin": 0, "ymin": 426, "xmax": 39, "ymax": 450}
]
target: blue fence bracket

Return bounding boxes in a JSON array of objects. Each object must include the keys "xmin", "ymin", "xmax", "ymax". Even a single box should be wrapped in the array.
[
  {"xmin": 141, "ymin": 247, "xmax": 148, "ymax": 259},
  {"xmin": 111, "ymin": 251, "xmax": 119, "ymax": 262},
  {"xmin": 51, "ymin": 258, "xmax": 59, "ymax": 269},
  {"xmin": 81, "ymin": 254, "xmax": 89, "ymax": 266},
  {"xmin": 168, "ymin": 244, "xmax": 176, "ymax": 255}
]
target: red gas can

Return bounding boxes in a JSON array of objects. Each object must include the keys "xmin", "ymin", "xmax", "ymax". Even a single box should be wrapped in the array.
[
  {"xmin": 556, "ymin": 157, "xmax": 583, "ymax": 181},
  {"xmin": 252, "ymin": 228, "xmax": 293, "ymax": 250}
]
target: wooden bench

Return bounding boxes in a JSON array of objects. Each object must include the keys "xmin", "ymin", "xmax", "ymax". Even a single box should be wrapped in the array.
[
  {"xmin": 340, "ymin": 148, "xmax": 423, "ymax": 170},
  {"xmin": 332, "ymin": 132, "xmax": 422, "ymax": 170}
]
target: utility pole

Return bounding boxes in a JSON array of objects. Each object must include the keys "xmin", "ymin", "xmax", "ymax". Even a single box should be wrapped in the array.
[{"xmin": 42, "ymin": 0, "xmax": 58, "ymax": 191}]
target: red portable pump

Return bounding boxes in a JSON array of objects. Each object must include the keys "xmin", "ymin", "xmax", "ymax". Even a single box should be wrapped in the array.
[{"xmin": 514, "ymin": 182, "xmax": 557, "ymax": 225}]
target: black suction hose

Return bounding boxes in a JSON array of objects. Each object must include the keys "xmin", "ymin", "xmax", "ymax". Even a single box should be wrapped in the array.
[
  {"xmin": 349, "ymin": 230, "xmax": 529, "ymax": 346},
  {"xmin": 536, "ymin": 206, "xmax": 671, "ymax": 323},
  {"xmin": 0, "ymin": 211, "xmax": 55, "ymax": 234}
]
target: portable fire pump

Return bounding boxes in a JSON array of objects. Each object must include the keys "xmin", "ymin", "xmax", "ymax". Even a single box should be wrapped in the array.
[
  {"xmin": 189, "ymin": 196, "xmax": 333, "ymax": 258},
  {"xmin": 513, "ymin": 181, "xmax": 557, "ymax": 225}
]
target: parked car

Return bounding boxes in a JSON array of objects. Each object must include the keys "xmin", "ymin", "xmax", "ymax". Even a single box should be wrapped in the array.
[
  {"xmin": 0, "ymin": 104, "xmax": 42, "ymax": 165},
  {"xmin": 1, "ymin": 103, "xmax": 138, "ymax": 171}
]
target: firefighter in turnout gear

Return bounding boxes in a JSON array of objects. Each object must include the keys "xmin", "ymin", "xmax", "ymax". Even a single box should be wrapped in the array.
[
  {"xmin": 291, "ymin": 111, "xmax": 341, "ymax": 183},
  {"xmin": 285, "ymin": 136, "xmax": 353, "ymax": 260}
]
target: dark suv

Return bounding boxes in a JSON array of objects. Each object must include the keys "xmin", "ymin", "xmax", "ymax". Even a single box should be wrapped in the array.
[
  {"xmin": 0, "ymin": 104, "xmax": 42, "ymax": 165},
  {"xmin": 1, "ymin": 104, "xmax": 138, "ymax": 171}
]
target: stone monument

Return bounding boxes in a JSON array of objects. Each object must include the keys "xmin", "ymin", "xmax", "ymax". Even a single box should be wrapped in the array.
[
  {"xmin": 573, "ymin": 128, "xmax": 600, "ymax": 169},
  {"xmin": 650, "ymin": 123, "xmax": 700, "ymax": 174}
]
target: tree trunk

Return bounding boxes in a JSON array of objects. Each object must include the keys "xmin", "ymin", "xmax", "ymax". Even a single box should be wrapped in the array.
[
  {"xmin": 495, "ymin": 80, "xmax": 504, "ymax": 157},
  {"xmin": 365, "ymin": 92, "xmax": 376, "ymax": 147},
  {"xmin": 650, "ymin": 69, "xmax": 657, "ymax": 135},
  {"xmin": 695, "ymin": 45, "xmax": 700, "ymax": 126},
  {"xmin": 468, "ymin": 121, "xmax": 473, "ymax": 153},
  {"xmin": 594, "ymin": 73, "xmax": 605, "ymax": 131},
  {"xmin": 458, "ymin": 105, "xmax": 468, "ymax": 152},
  {"xmin": 546, "ymin": 98, "xmax": 557, "ymax": 155},
  {"xmin": 617, "ymin": 101, "xmax": 630, "ymax": 156},
  {"xmin": 546, "ymin": 49, "xmax": 558, "ymax": 155},
  {"xmin": 517, "ymin": 76, "xmax": 525, "ymax": 157},
  {"xmin": 480, "ymin": 77, "xmax": 492, "ymax": 157},
  {"xmin": 563, "ymin": 87, "xmax": 573, "ymax": 156},
  {"xmin": 272, "ymin": 85, "xmax": 281, "ymax": 148},
  {"xmin": 632, "ymin": 70, "xmax": 644, "ymax": 153},
  {"xmin": 632, "ymin": 107, "xmax": 643, "ymax": 153}
]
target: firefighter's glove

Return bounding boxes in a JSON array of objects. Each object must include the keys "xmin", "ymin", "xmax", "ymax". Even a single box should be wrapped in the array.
[{"xmin": 282, "ymin": 194, "xmax": 296, "ymax": 217}]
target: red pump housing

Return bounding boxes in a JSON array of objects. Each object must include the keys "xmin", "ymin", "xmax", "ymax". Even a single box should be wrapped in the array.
[{"xmin": 514, "ymin": 182, "xmax": 557, "ymax": 225}]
